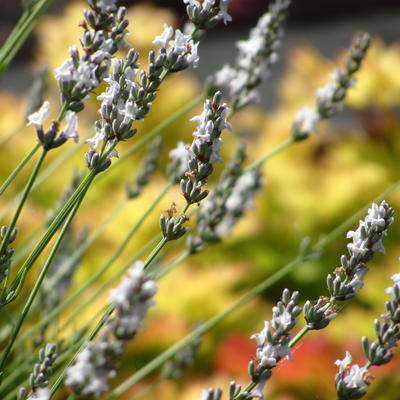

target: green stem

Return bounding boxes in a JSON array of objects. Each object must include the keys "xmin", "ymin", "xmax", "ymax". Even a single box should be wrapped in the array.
[
  {"xmin": 15, "ymin": 184, "xmax": 171, "ymax": 344},
  {"xmin": 0, "ymin": 144, "xmax": 41, "ymax": 196},
  {"xmin": 0, "ymin": 0, "xmax": 57, "ymax": 75},
  {"xmin": 143, "ymin": 237, "xmax": 168, "ymax": 270},
  {"xmin": 0, "ymin": 191, "xmax": 85, "ymax": 381},
  {"xmin": 50, "ymin": 235, "xmax": 160, "ymax": 340},
  {"xmin": 56, "ymin": 101, "xmax": 70, "ymax": 122},
  {"xmin": 245, "ymin": 137, "xmax": 294, "ymax": 172},
  {"xmin": 0, "ymin": 135, "xmax": 88, "ymax": 223},
  {"xmin": 0, "ymin": 148, "xmax": 46, "ymax": 300},
  {"xmin": 4, "ymin": 170, "xmax": 96, "ymax": 305},
  {"xmin": 289, "ymin": 325, "xmax": 310, "ymax": 347},
  {"xmin": 50, "ymin": 305, "xmax": 115, "ymax": 396}
]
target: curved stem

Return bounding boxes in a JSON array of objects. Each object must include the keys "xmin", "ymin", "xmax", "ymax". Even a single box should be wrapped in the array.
[
  {"xmin": 15, "ymin": 184, "xmax": 171, "ymax": 344},
  {"xmin": 4, "ymin": 170, "xmax": 96, "ymax": 305},
  {"xmin": 0, "ymin": 190, "xmax": 85, "ymax": 381},
  {"xmin": 0, "ymin": 148, "xmax": 46, "ymax": 257},
  {"xmin": 0, "ymin": 144, "xmax": 41, "ymax": 196}
]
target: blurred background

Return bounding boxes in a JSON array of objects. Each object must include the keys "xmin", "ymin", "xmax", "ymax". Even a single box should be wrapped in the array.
[{"xmin": 1, "ymin": 1, "xmax": 400, "ymax": 399}]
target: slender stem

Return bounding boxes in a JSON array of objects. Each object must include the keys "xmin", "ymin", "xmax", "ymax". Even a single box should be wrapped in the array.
[
  {"xmin": 0, "ymin": 135, "xmax": 89, "ymax": 223},
  {"xmin": 15, "ymin": 184, "xmax": 171, "ymax": 344},
  {"xmin": 0, "ymin": 191, "xmax": 85, "ymax": 381},
  {"xmin": 56, "ymin": 101, "xmax": 69, "ymax": 122},
  {"xmin": 4, "ymin": 170, "xmax": 96, "ymax": 305},
  {"xmin": 0, "ymin": 148, "xmax": 46, "ymax": 305},
  {"xmin": 289, "ymin": 325, "xmax": 310, "ymax": 347},
  {"xmin": 143, "ymin": 237, "xmax": 168, "ymax": 270},
  {"xmin": 50, "ymin": 305, "xmax": 115, "ymax": 396},
  {"xmin": 50, "ymin": 235, "xmax": 160, "ymax": 340},
  {"xmin": 241, "ymin": 382, "xmax": 257, "ymax": 395},
  {"xmin": 11, "ymin": 225, "xmax": 42, "ymax": 266},
  {"xmin": 245, "ymin": 137, "xmax": 294, "ymax": 172},
  {"xmin": 0, "ymin": 144, "xmax": 41, "ymax": 196},
  {"xmin": 0, "ymin": 0, "xmax": 57, "ymax": 75}
]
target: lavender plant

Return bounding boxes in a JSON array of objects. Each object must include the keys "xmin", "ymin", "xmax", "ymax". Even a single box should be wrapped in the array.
[{"xmin": 0, "ymin": 0, "xmax": 399, "ymax": 399}]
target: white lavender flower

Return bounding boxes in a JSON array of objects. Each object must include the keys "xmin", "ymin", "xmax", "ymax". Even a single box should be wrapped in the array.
[
  {"xmin": 247, "ymin": 289, "xmax": 301, "ymax": 398},
  {"xmin": 184, "ymin": 0, "xmax": 232, "ymax": 29},
  {"xmin": 153, "ymin": 27, "xmax": 200, "ymax": 69},
  {"xmin": 335, "ymin": 352, "xmax": 369, "ymax": 400},
  {"xmin": 65, "ymin": 342, "xmax": 118, "ymax": 398},
  {"xmin": 167, "ymin": 141, "xmax": 191, "ymax": 183},
  {"xmin": 66, "ymin": 262, "xmax": 157, "ymax": 397},
  {"xmin": 304, "ymin": 201, "xmax": 394, "ymax": 333},
  {"xmin": 292, "ymin": 106, "xmax": 320, "ymax": 137},
  {"xmin": 153, "ymin": 24, "xmax": 174, "ymax": 48},
  {"xmin": 55, "ymin": 1, "xmax": 129, "ymax": 112},
  {"xmin": 27, "ymin": 101, "xmax": 50, "ymax": 130},
  {"xmin": 209, "ymin": 0, "xmax": 290, "ymax": 109},
  {"xmin": 292, "ymin": 33, "xmax": 371, "ymax": 141},
  {"xmin": 19, "ymin": 344, "xmax": 57, "ymax": 400},
  {"xmin": 27, "ymin": 388, "xmax": 50, "ymax": 400},
  {"xmin": 64, "ymin": 111, "xmax": 79, "ymax": 143},
  {"xmin": 327, "ymin": 201, "xmax": 394, "ymax": 301},
  {"xmin": 385, "ymin": 273, "xmax": 400, "ymax": 296},
  {"xmin": 361, "ymin": 272, "xmax": 400, "ymax": 368},
  {"xmin": 216, "ymin": 168, "xmax": 263, "ymax": 236},
  {"xmin": 179, "ymin": 92, "xmax": 231, "ymax": 206},
  {"xmin": 196, "ymin": 143, "xmax": 261, "ymax": 243}
]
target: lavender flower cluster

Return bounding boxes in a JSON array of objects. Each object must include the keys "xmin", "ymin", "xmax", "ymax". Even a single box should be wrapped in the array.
[
  {"xmin": 335, "ymin": 273, "xmax": 400, "ymax": 399},
  {"xmin": 196, "ymin": 144, "xmax": 263, "ymax": 243},
  {"xmin": 55, "ymin": 0, "xmax": 129, "ymax": 112},
  {"xmin": 210, "ymin": 0, "xmax": 290, "ymax": 109},
  {"xmin": 65, "ymin": 262, "xmax": 157, "ymax": 397},
  {"xmin": 292, "ymin": 33, "xmax": 371, "ymax": 141},
  {"xmin": 304, "ymin": 201, "xmax": 394, "ymax": 331},
  {"xmin": 18, "ymin": 343, "xmax": 57, "ymax": 400}
]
